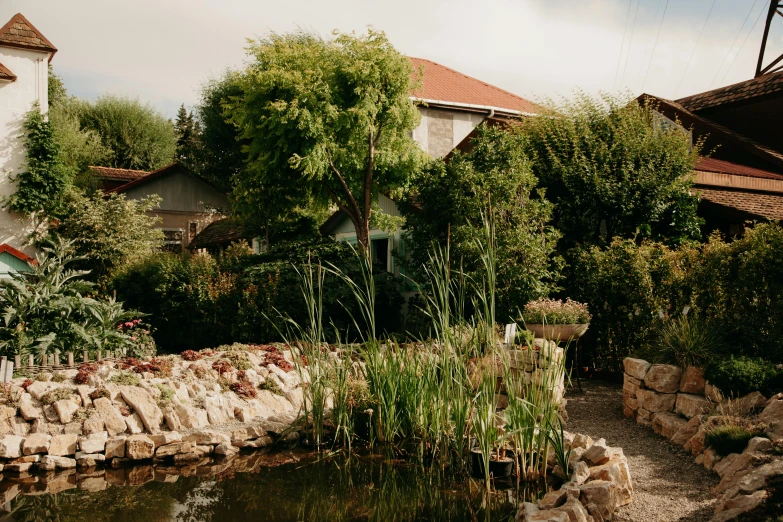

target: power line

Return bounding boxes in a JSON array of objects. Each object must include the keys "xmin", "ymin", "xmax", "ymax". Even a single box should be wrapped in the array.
[
  {"xmin": 620, "ymin": 0, "xmax": 641, "ymax": 87},
  {"xmin": 710, "ymin": 0, "xmax": 763, "ymax": 89},
  {"xmin": 642, "ymin": 0, "xmax": 670, "ymax": 91},
  {"xmin": 720, "ymin": 2, "xmax": 768, "ymax": 85},
  {"xmin": 614, "ymin": 0, "xmax": 633, "ymax": 89},
  {"xmin": 675, "ymin": 0, "xmax": 719, "ymax": 97}
]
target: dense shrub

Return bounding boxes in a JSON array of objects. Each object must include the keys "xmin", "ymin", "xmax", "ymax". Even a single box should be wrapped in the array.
[
  {"xmin": 706, "ymin": 424, "xmax": 757, "ymax": 457},
  {"xmin": 639, "ymin": 314, "xmax": 724, "ymax": 369},
  {"xmin": 705, "ymin": 356, "xmax": 780, "ymax": 397},
  {"xmin": 111, "ymin": 238, "xmax": 404, "ymax": 352}
]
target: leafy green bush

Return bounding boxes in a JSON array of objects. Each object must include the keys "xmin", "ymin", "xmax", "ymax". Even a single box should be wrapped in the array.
[
  {"xmin": 705, "ymin": 356, "xmax": 780, "ymax": 397},
  {"xmin": 111, "ymin": 238, "xmax": 404, "ymax": 352},
  {"xmin": 706, "ymin": 424, "xmax": 756, "ymax": 456}
]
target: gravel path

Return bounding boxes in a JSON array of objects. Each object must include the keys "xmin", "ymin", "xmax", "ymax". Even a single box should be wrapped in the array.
[{"xmin": 565, "ymin": 379, "xmax": 719, "ymax": 522}]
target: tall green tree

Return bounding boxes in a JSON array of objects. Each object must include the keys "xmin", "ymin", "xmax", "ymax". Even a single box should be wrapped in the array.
[
  {"xmin": 227, "ymin": 29, "xmax": 424, "ymax": 255},
  {"xmin": 77, "ymin": 95, "xmax": 177, "ymax": 171},
  {"xmin": 402, "ymin": 126, "xmax": 563, "ymax": 321},
  {"xmin": 519, "ymin": 93, "xmax": 703, "ymax": 247},
  {"xmin": 174, "ymin": 103, "xmax": 200, "ymax": 164},
  {"xmin": 47, "ymin": 65, "xmax": 67, "ymax": 108}
]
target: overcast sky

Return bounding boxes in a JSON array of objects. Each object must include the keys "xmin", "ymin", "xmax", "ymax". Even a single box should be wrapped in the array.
[{"xmin": 4, "ymin": 0, "xmax": 782, "ymax": 117}]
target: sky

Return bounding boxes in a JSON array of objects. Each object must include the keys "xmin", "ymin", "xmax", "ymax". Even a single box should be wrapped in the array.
[{"xmin": 3, "ymin": 0, "xmax": 782, "ymax": 118}]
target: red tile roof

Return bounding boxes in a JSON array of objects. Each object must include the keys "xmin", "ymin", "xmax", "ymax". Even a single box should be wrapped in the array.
[
  {"xmin": 694, "ymin": 157, "xmax": 783, "ymax": 181},
  {"xmin": 88, "ymin": 166, "xmax": 149, "ymax": 182},
  {"xmin": 0, "ymin": 62, "xmax": 16, "ymax": 82},
  {"xmin": 698, "ymin": 188, "xmax": 783, "ymax": 221},
  {"xmin": 0, "ymin": 13, "xmax": 57, "ymax": 60},
  {"xmin": 677, "ymin": 71, "xmax": 783, "ymax": 112},
  {"xmin": 409, "ymin": 57, "xmax": 540, "ymax": 114},
  {"xmin": 0, "ymin": 243, "xmax": 36, "ymax": 264}
]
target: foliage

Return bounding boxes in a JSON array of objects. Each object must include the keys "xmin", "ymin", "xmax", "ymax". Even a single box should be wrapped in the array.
[
  {"xmin": 645, "ymin": 313, "xmax": 723, "ymax": 368},
  {"xmin": 521, "ymin": 298, "xmax": 591, "ymax": 325},
  {"xmin": 231, "ymin": 379, "xmax": 257, "ymax": 399},
  {"xmin": 109, "ymin": 372, "xmax": 141, "ymax": 387},
  {"xmin": 402, "ymin": 126, "xmax": 562, "ymax": 322},
  {"xmin": 705, "ymin": 356, "xmax": 780, "ymax": 397},
  {"xmin": 154, "ymin": 384, "xmax": 175, "ymax": 405},
  {"xmin": 0, "ymin": 239, "xmax": 151, "ymax": 363},
  {"xmin": 75, "ymin": 95, "xmax": 177, "ymax": 170},
  {"xmin": 47, "ymin": 66, "xmax": 67, "ymax": 108},
  {"xmin": 51, "ymin": 189, "xmax": 163, "ymax": 281},
  {"xmin": 89, "ymin": 387, "xmax": 110, "ymax": 400},
  {"xmin": 228, "ymin": 29, "xmax": 424, "ymax": 253},
  {"xmin": 706, "ymin": 424, "xmax": 757, "ymax": 457},
  {"xmin": 111, "ymin": 238, "xmax": 403, "ymax": 352},
  {"xmin": 174, "ymin": 103, "xmax": 200, "ymax": 164},
  {"xmin": 40, "ymin": 387, "xmax": 74, "ymax": 405},
  {"xmin": 518, "ymin": 92, "xmax": 703, "ymax": 247},
  {"xmin": 5, "ymin": 107, "xmax": 72, "ymax": 218}
]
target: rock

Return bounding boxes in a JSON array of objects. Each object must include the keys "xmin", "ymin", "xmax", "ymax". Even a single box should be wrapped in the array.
[
  {"xmin": 528, "ymin": 511, "xmax": 569, "ymax": 522},
  {"xmin": 232, "ymin": 436, "xmax": 273, "ymax": 449},
  {"xmin": 644, "ymin": 364, "xmax": 682, "ymax": 393},
  {"xmin": 39, "ymin": 455, "xmax": 76, "ymax": 470},
  {"xmin": 76, "ymin": 386, "xmax": 94, "ymax": 407},
  {"xmin": 671, "ymin": 415, "xmax": 703, "ymax": 446},
  {"xmin": 640, "ymin": 390, "xmax": 677, "ymax": 413},
  {"xmin": 163, "ymin": 409, "xmax": 182, "ymax": 431},
  {"xmin": 757, "ymin": 395, "xmax": 783, "ymax": 441},
  {"xmin": 712, "ymin": 491, "xmax": 767, "ymax": 522},
  {"xmin": 230, "ymin": 428, "xmax": 250, "ymax": 442},
  {"xmin": 685, "ymin": 430, "xmax": 707, "ymax": 455},
  {"xmin": 150, "ymin": 432, "xmax": 182, "ymax": 448},
  {"xmin": 19, "ymin": 397, "xmax": 42, "ymax": 421},
  {"xmin": 719, "ymin": 392, "xmax": 768, "ymax": 417},
  {"xmin": 579, "ymin": 480, "xmax": 617, "ymax": 519},
  {"xmin": 622, "ymin": 374, "xmax": 641, "ymax": 397},
  {"xmin": 713, "ymin": 453, "xmax": 741, "ymax": 478},
  {"xmin": 705, "ymin": 382, "xmax": 723, "ymax": 403},
  {"xmin": 93, "ymin": 398, "xmax": 127, "ymax": 436},
  {"xmin": 125, "ymin": 413, "xmax": 144, "ymax": 434},
  {"xmin": 54, "ymin": 399, "xmax": 79, "ymax": 424},
  {"xmin": 636, "ymin": 416, "xmax": 653, "ymax": 428},
  {"xmin": 589, "ymin": 458, "xmax": 633, "ymax": 506},
  {"xmin": 63, "ymin": 421, "xmax": 84, "ymax": 435},
  {"xmin": 26, "ymin": 381, "xmax": 58, "ymax": 401},
  {"xmin": 571, "ymin": 433, "xmax": 593, "ymax": 450},
  {"xmin": 75, "ymin": 452, "xmax": 105, "ymax": 467},
  {"xmin": 570, "ymin": 460, "xmax": 590, "ymax": 485},
  {"xmin": 582, "ymin": 440, "xmax": 611, "ymax": 466},
  {"xmin": 624, "ymin": 358, "xmax": 651, "ymax": 380},
  {"xmin": 183, "ymin": 429, "xmax": 230, "ymax": 445},
  {"xmin": 679, "ymin": 366, "xmax": 705, "ymax": 395},
  {"xmin": 119, "ymin": 387, "xmax": 163, "ymax": 434},
  {"xmin": 636, "ymin": 407, "xmax": 653, "ymax": 420},
  {"xmin": 173, "ymin": 445, "xmax": 212, "ymax": 463},
  {"xmin": 172, "ymin": 403, "xmax": 209, "ymax": 429},
  {"xmin": 106, "ymin": 436, "xmax": 127, "ymax": 459},
  {"xmin": 550, "ymin": 497, "xmax": 590, "ymax": 522},
  {"xmin": 156, "ymin": 441, "xmax": 193, "ymax": 458},
  {"xmin": 79, "ymin": 431, "xmax": 108, "ymax": 454},
  {"xmin": 204, "ymin": 395, "xmax": 235, "ymax": 425},
  {"xmin": 83, "ymin": 414, "xmax": 105, "ymax": 435},
  {"xmin": 675, "ymin": 393, "xmax": 712, "ymax": 418},
  {"xmin": 0, "ymin": 435, "xmax": 23, "ymax": 458},
  {"xmin": 246, "ymin": 424, "xmax": 268, "ymax": 439},
  {"xmin": 126, "ymin": 434, "xmax": 155, "ymax": 460},
  {"xmin": 48, "ymin": 433, "xmax": 78, "ymax": 456},
  {"xmin": 703, "ymin": 448, "xmax": 721, "ymax": 470},
  {"xmin": 745, "ymin": 437, "xmax": 772, "ymax": 454},
  {"xmin": 652, "ymin": 412, "xmax": 688, "ymax": 439},
  {"xmin": 22, "ymin": 433, "xmax": 51, "ymax": 455},
  {"xmin": 214, "ymin": 443, "xmax": 239, "ymax": 457},
  {"xmin": 5, "ymin": 462, "xmax": 33, "ymax": 472}
]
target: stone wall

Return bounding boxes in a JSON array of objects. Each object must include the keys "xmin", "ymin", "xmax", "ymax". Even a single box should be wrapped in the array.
[{"xmin": 622, "ymin": 357, "xmax": 783, "ymax": 521}]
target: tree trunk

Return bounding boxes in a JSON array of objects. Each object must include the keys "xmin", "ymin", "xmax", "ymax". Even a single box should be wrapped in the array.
[{"xmin": 356, "ymin": 214, "xmax": 371, "ymax": 258}]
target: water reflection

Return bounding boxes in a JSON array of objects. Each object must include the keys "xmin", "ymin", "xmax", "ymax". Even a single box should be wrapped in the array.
[{"xmin": 0, "ymin": 448, "xmax": 552, "ymax": 521}]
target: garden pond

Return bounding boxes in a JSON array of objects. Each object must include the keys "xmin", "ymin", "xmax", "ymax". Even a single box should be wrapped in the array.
[{"xmin": 0, "ymin": 447, "xmax": 555, "ymax": 521}]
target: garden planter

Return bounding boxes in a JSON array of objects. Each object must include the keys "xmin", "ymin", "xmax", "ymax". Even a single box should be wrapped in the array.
[
  {"xmin": 470, "ymin": 449, "xmax": 515, "ymax": 478},
  {"xmin": 525, "ymin": 323, "xmax": 589, "ymax": 342}
]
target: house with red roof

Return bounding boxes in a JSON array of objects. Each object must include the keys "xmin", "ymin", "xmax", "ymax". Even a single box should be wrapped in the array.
[
  {"xmin": 641, "ymin": 70, "xmax": 783, "ymax": 235},
  {"xmin": 319, "ymin": 57, "xmax": 540, "ymax": 272},
  {"xmin": 0, "ymin": 13, "xmax": 57, "ymax": 276}
]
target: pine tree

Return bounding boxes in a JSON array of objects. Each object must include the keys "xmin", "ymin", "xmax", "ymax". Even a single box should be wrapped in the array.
[{"xmin": 174, "ymin": 103, "xmax": 200, "ymax": 164}]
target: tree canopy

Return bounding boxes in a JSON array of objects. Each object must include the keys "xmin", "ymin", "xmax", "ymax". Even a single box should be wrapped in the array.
[
  {"xmin": 518, "ymin": 93, "xmax": 702, "ymax": 247},
  {"xmin": 402, "ymin": 125, "xmax": 563, "ymax": 321},
  {"xmin": 226, "ymin": 29, "xmax": 424, "ymax": 254}
]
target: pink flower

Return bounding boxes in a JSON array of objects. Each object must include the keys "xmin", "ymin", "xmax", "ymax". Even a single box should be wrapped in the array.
[
  {"xmin": 124, "ymin": 322, "xmax": 133, "ymax": 328},
  {"xmin": 130, "ymin": 336, "xmax": 137, "ymax": 341}
]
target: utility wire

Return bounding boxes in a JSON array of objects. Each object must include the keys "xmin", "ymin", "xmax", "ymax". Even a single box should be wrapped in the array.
[
  {"xmin": 642, "ymin": 0, "xmax": 670, "ymax": 91},
  {"xmin": 675, "ymin": 0, "xmax": 719, "ymax": 98},
  {"xmin": 720, "ymin": 1, "xmax": 768, "ymax": 85},
  {"xmin": 620, "ymin": 0, "xmax": 641, "ymax": 87},
  {"xmin": 710, "ymin": 0, "xmax": 762, "ymax": 89},
  {"xmin": 614, "ymin": 0, "xmax": 633, "ymax": 89}
]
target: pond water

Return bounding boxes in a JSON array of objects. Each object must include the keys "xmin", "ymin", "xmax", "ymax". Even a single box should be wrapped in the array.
[{"xmin": 0, "ymin": 448, "xmax": 554, "ymax": 522}]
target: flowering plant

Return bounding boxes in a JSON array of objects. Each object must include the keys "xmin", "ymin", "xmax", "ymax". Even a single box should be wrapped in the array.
[
  {"xmin": 117, "ymin": 319, "xmax": 156, "ymax": 358},
  {"xmin": 521, "ymin": 298, "xmax": 591, "ymax": 325}
]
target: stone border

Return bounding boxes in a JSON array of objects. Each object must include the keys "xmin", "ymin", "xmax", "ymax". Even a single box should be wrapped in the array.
[
  {"xmin": 622, "ymin": 357, "xmax": 783, "ymax": 521},
  {"xmin": 517, "ymin": 432, "xmax": 633, "ymax": 521}
]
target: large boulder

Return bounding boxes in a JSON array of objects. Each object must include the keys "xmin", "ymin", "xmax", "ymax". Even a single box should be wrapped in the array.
[
  {"xmin": 637, "ymin": 388, "xmax": 676, "ymax": 413},
  {"xmin": 624, "ymin": 358, "xmax": 651, "ymax": 380},
  {"xmin": 671, "ymin": 415, "xmax": 703, "ymax": 446},
  {"xmin": 125, "ymin": 434, "xmax": 155, "ymax": 460},
  {"xmin": 679, "ymin": 366, "xmax": 705, "ymax": 395},
  {"xmin": 652, "ymin": 412, "xmax": 687, "ymax": 439},
  {"xmin": 92, "ymin": 398, "xmax": 127, "ymax": 436},
  {"xmin": 204, "ymin": 395, "xmax": 235, "ymax": 425},
  {"xmin": 119, "ymin": 387, "xmax": 163, "ymax": 434},
  {"xmin": 675, "ymin": 393, "xmax": 712, "ymax": 418},
  {"xmin": 105, "ymin": 436, "xmax": 127, "ymax": 459},
  {"xmin": 0, "ymin": 435, "xmax": 24, "ymax": 458},
  {"xmin": 48, "ymin": 433, "xmax": 78, "ymax": 456},
  {"xmin": 54, "ymin": 399, "xmax": 79, "ymax": 424},
  {"xmin": 757, "ymin": 395, "xmax": 783, "ymax": 441},
  {"xmin": 644, "ymin": 364, "xmax": 682, "ymax": 393},
  {"xmin": 172, "ymin": 403, "xmax": 209, "ymax": 429},
  {"xmin": 22, "ymin": 433, "xmax": 51, "ymax": 455},
  {"xmin": 183, "ymin": 429, "xmax": 230, "ymax": 445},
  {"xmin": 79, "ymin": 431, "xmax": 108, "ymax": 454}
]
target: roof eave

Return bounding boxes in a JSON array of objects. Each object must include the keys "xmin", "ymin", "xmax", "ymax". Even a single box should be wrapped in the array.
[{"xmin": 411, "ymin": 97, "xmax": 537, "ymax": 117}]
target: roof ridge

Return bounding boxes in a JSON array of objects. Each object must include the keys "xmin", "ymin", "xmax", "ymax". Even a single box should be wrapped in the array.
[
  {"xmin": 676, "ymin": 70, "xmax": 783, "ymax": 110},
  {"xmin": 0, "ymin": 12, "xmax": 57, "ymax": 60}
]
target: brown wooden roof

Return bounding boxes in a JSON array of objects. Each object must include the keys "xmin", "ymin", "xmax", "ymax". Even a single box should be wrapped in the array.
[
  {"xmin": 698, "ymin": 188, "xmax": 783, "ymax": 221},
  {"xmin": 0, "ymin": 13, "xmax": 57, "ymax": 60},
  {"xmin": 695, "ymin": 157, "xmax": 783, "ymax": 181},
  {"xmin": 189, "ymin": 218, "xmax": 250, "ymax": 250},
  {"xmin": 88, "ymin": 166, "xmax": 149, "ymax": 182},
  {"xmin": 676, "ymin": 71, "xmax": 783, "ymax": 112},
  {"xmin": 0, "ymin": 62, "xmax": 16, "ymax": 82}
]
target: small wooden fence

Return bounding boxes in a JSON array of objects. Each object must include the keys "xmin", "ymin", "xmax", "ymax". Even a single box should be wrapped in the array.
[{"xmin": 1, "ymin": 348, "xmax": 130, "ymax": 383}]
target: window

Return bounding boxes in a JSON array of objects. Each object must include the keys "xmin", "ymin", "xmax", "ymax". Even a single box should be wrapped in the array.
[
  {"xmin": 371, "ymin": 237, "xmax": 390, "ymax": 272},
  {"xmin": 162, "ymin": 228, "xmax": 184, "ymax": 253},
  {"xmin": 189, "ymin": 222, "xmax": 198, "ymax": 242}
]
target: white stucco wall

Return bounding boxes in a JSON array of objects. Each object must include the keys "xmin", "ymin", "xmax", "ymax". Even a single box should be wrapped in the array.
[
  {"xmin": 412, "ymin": 106, "xmax": 486, "ymax": 158},
  {"xmin": 0, "ymin": 46, "xmax": 49, "ymax": 254}
]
